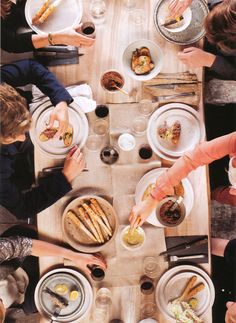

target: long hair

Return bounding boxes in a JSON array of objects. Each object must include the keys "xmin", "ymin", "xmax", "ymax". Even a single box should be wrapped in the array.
[
  {"xmin": 204, "ymin": 0, "xmax": 236, "ymax": 54},
  {"xmin": 0, "ymin": 0, "xmax": 12, "ymax": 18}
]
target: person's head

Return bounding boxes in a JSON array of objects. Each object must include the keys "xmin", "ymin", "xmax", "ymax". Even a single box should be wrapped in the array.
[
  {"xmin": 0, "ymin": 83, "xmax": 31, "ymax": 145},
  {"xmin": 0, "ymin": 0, "xmax": 12, "ymax": 18},
  {"xmin": 225, "ymin": 302, "xmax": 236, "ymax": 323},
  {"xmin": 0, "ymin": 299, "xmax": 6, "ymax": 323},
  {"xmin": 204, "ymin": 0, "xmax": 236, "ymax": 54}
]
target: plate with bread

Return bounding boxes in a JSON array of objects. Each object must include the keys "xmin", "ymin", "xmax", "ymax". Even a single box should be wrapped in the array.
[
  {"xmin": 147, "ymin": 103, "xmax": 205, "ymax": 162},
  {"xmin": 25, "ymin": 0, "xmax": 83, "ymax": 34},
  {"xmin": 135, "ymin": 168, "xmax": 194, "ymax": 227},
  {"xmin": 155, "ymin": 265, "xmax": 215, "ymax": 321},
  {"xmin": 30, "ymin": 100, "xmax": 88, "ymax": 158},
  {"xmin": 62, "ymin": 195, "xmax": 118, "ymax": 252},
  {"xmin": 122, "ymin": 39, "xmax": 163, "ymax": 81}
]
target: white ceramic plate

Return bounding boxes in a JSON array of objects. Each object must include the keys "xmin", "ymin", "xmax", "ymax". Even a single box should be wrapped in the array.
[
  {"xmin": 147, "ymin": 103, "xmax": 205, "ymax": 160},
  {"xmin": 30, "ymin": 100, "xmax": 88, "ymax": 159},
  {"xmin": 122, "ymin": 39, "xmax": 163, "ymax": 81},
  {"xmin": 158, "ymin": 5, "xmax": 192, "ymax": 33},
  {"xmin": 155, "ymin": 265, "xmax": 215, "ymax": 320},
  {"xmin": 62, "ymin": 195, "xmax": 118, "ymax": 252},
  {"xmin": 34, "ymin": 268, "xmax": 93, "ymax": 323},
  {"xmin": 25, "ymin": 0, "xmax": 83, "ymax": 35},
  {"xmin": 135, "ymin": 168, "xmax": 194, "ymax": 227}
]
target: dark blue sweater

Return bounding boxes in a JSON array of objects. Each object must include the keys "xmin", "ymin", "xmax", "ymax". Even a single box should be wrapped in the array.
[{"xmin": 0, "ymin": 59, "xmax": 73, "ymax": 219}]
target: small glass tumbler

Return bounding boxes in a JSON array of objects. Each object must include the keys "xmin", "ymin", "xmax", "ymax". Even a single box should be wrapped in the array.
[
  {"xmin": 139, "ymin": 99, "xmax": 154, "ymax": 116},
  {"xmin": 143, "ymin": 256, "xmax": 160, "ymax": 278},
  {"xmin": 86, "ymin": 134, "xmax": 103, "ymax": 151},
  {"xmin": 129, "ymin": 9, "xmax": 145, "ymax": 25},
  {"xmin": 140, "ymin": 275, "xmax": 154, "ymax": 295},
  {"xmin": 139, "ymin": 145, "xmax": 153, "ymax": 160},
  {"xmin": 90, "ymin": 265, "xmax": 105, "ymax": 281},
  {"xmin": 132, "ymin": 117, "xmax": 148, "ymax": 136},
  {"xmin": 90, "ymin": 0, "xmax": 106, "ymax": 23},
  {"xmin": 123, "ymin": 0, "xmax": 136, "ymax": 9},
  {"xmin": 95, "ymin": 105, "xmax": 109, "ymax": 118},
  {"xmin": 95, "ymin": 287, "xmax": 112, "ymax": 309},
  {"xmin": 140, "ymin": 301, "xmax": 157, "ymax": 318},
  {"xmin": 93, "ymin": 119, "xmax": 109, "ymax": 136},
  {"xmin": 81, "ymin": 22, "xmax": 96, "ymax": 38}
]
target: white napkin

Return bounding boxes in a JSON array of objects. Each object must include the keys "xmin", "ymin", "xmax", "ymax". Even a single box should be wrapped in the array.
[{"xmin": 30, "ymin": 83, "xmax": 96, "ymax": 113}]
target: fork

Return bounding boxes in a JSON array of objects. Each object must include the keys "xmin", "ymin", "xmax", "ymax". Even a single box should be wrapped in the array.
[{"xmin": 169, "ymin": 254, "xmax": 206, "ymax": 262}]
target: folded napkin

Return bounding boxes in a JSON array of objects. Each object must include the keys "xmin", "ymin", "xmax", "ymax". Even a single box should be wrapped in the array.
[{"xmin": 30, "ymin": 83, "xmax": 96, "ymax": 113}]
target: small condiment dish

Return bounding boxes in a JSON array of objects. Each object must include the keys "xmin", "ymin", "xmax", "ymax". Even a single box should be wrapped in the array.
[
  {"xmin": 156, "ymin": 196, "xmax": 186, "ymax": 227},
  {"xmin": 120, "ymin": 225, "xmax": 145, "ymax": 251}
]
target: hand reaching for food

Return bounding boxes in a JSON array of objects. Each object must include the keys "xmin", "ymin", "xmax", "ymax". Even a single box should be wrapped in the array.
[
  {"xmin": 48, "ymin": 101, "xmax": 69, "ymax": 138},
  {"xmin": 129, "ymin": 195, "xmax": 159, "ymax": 229},
  {"xmin": 169, "ymin": 0, "xmax": 192, "ymax": 16},
  {"xmin": 62, "ymin": 146, "xmax": 86, "ymax": 183}
]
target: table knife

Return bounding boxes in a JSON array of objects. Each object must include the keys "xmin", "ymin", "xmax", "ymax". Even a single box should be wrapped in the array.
[
  {"xmin": 169, "ymin": 254, "xmax": 206, "ymax": 262},
  {"xmin": 159, "ymin": 236, "xmax": 208, "ymax": 256},
  {"xmin": 42, "ymin": 166, "xmax": 89, "ymax": 173},
  {"xmin": 153, "ymin": 92, "xmax": 196, "ymax": 101}
]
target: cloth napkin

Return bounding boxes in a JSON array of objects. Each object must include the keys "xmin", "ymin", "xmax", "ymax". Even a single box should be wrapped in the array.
[{"xmin": 30, "ymin": 83, "xmax": 96, "ymax": 113}]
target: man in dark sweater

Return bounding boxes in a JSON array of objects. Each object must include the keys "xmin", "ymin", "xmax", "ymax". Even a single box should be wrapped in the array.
[{"xmin": 0, "ymin": 59, "xmax": 85, "ymax": 219}]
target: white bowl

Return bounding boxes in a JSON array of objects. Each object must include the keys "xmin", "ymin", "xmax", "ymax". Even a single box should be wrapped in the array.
[
  {"xmin": 122, "ymin": 39, "xmax": 163, "ymax": 81},
  {"xmin": 162, "ymin": 8, "xmax": 192, "ymax": 33},
  {"xmin": 120, "ymin": 225, "xmax": 146, "ymax": 251},
  {"xmin": 118, "ymin": 133, "xmax": 136, "ymax": 151}
]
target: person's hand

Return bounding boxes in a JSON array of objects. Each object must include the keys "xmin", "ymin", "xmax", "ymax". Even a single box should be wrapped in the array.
[
  {"xmin": 178, "ymin": 47, "xmax": 216, "ymax": 68},
  {"xmin": 55, "ymin": 24, "xmax": 95, "ymax": 47},
  {"xmin": 129, "ymin": 195, "xmax": 159, "ymax": 229},
  {"xmin": 225, "ymin": 302, "xmax": 236, "ymax": 323},
  {"xmin": 169, "ymin": 0, "xmax": 192, "ymax": 16},
  {"xmin": 70, "ymin": 252, "xmax": 107, "ymax": 275},
  {"xmin": 62, "ymin": 146, "xmax": 85, "ymax": 183},
  {"xmin": 48, "ymin": 101, "xmax": 69, "ymax": 137}
]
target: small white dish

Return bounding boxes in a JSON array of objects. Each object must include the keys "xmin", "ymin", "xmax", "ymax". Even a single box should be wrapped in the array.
[
  {"xmin": 118, "ymin": 133, "xmax": 136, "ymax": 151},
  {"xmin": 120, "ymin": 225, "xmax": 145, "ymax": 251},
  {"xmin": 164, "ymin": 8, "xmax": 192, "ymax": 33},
  {"xmin": 122, "ymin": 39, "xmax": 163, "ymax": 81}
]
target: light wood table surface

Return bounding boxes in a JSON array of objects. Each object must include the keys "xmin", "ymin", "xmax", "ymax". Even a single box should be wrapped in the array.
[{"xmin": 35, "ymin": 1, "xmax": 211, "ymax": 322}]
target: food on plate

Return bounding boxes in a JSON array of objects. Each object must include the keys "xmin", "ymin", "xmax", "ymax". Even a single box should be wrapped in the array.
[
  {"xmin": 159, "ymin": 199, "xmax": 182, "ymax": 225},
  {"xmin": 131, "ymin": 47, "xmax": 155, "ymax": 75},
  {"xmin": 162, "ymin": 15, "xmax": 184, "ymax": 28},
  {"xmin": 66, "ymin": 199, "xmax": 113, "ymax": 245},
  {"xmin": 158, "ymin": 120, "xmax": 181, "ymax": 145},
  {"xmin": 43, "ymin": 287, "xmax": 68, "ymax": 309},
  {"xmin": 123, "ymin": 227, "xmax": 144, "ymax": 246},
  {"xmin": 69, "ymin": 290, "xmax": 80, "ymax": 301},
  {"xmin": 168, "ymin": 301, "xmax": 203, "ymax": 323},
  {"xmin": 142, "ymin": 181, "xmax": 184, "ymax": 201},
  {"xmin": 101, "ymin": 71, "xmax": 124, "ymax": 91},
  {"xmin": 66, "ymin": 210, "xmax": 98, "ymax": 242},
  {"xmin": 39, "ymin": 127, "xmax": 58, "ymax": 141},
  {"xmin": 39, "ymin": 125, "xmax": 73, "ymax": 147},
  {"xmin": 54, "ymin": 284, "xmax": 69, "ymax": 295},
  {"xmin": 32, "ymin": 0, "xmax": 62, "ymax": 25},
  {"xmin": 168, "ymin": 275, "xmax": 206, "ymax": 322},
  {"xmin": 32, "ymin": 0, "xmax": 50, "ymax": 24}
]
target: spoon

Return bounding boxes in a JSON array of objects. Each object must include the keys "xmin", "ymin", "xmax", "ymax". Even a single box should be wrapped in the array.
[{"xmin": 109, "ymin": 81, "xmax": 129, "ymax": 95}]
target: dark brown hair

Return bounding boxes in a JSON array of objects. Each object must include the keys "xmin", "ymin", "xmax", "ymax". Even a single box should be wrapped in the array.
[
  {"xmin": 0, "ymin": 0, "xmax": 12, "ymax": 18},
  {"xmin": 0, "ymin": 83, "xmax": 31, "ymax": 142},
  {"xmin": 204, "ymin": 0, "xmax": 236, "ymax": 53}
]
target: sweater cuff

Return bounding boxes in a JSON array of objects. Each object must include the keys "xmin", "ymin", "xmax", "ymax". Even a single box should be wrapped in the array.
[
  {"xmin": 52, "ymin": 93, "xmax": 73, "ymax": 107},
  {"xmin": 54, "ymin": 171, "xmax": 72, "ymax": 192}
]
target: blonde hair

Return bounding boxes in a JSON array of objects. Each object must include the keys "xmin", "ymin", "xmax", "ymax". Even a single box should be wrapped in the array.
[
  {"xmin": 0, "ymin": 83, "xmax": 31, "ymax": 142},
  {"xmin": 205, "ymin": 0, "xmax": 236, "ymax": 53}
]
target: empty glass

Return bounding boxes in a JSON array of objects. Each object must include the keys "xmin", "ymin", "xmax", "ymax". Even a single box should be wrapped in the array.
[
  {"xmin": 90, "ymin": 0, "xmax": 106, "ymax": 23},
  {"xmin": 129, "ymin": 9, "xmax": 145, "ymax": 25},
  {"xmin": 123, "ymin": 0, "xmax": 136, "ymax": 9},
  {"xmin": 95, "ymin": 287, "xmax": 112, "ymax": 309},
  {"xmin": 132, "ymin": 117, "xmax": 148, "ymax": 136},
  {"xmin": 93, "ymin": 119, "xmax": 109, "ymax": 136},
  {"xmin": 143, "ymin": 256, "xmax": 160, "ymax": 278},
  {"xmin": 86, "ymin": 134, "xmax": 103, "ymax": 151},
  {"xmin": 139, "ymin": 99, "xmax": 154, "ymax": 116},
  {"xmin": 140, "ymin": 301, "xmax": 157, "ymax": 318}
]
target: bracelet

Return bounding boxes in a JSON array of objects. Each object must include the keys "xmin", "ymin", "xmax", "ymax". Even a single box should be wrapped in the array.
[{"xmin": 48, "ymin": 33, "xmax": 55, "ymax": 46}]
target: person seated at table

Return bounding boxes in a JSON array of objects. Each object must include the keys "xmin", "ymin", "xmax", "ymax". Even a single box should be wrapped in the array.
[
  {"xmin": 0, "ymin": 59, "xmax": 85, "ymax": 219},
  {"xmin": 1, "ymin": 0, "xmax": 94, "ymax": 53},
  {"xmin": 129, "ymin": 131, "xmax": 236, "ymax": 228},
  {"xmin": 0, "ymin": 228, "xmax": 106, "ymax": 321},
  {"xmin": 211, "ymin": 238, "xmax": 236, "ymax": 323},
  {"xmin": 169, "ymin": 0, "xmax": 236, "ymax": 80}
]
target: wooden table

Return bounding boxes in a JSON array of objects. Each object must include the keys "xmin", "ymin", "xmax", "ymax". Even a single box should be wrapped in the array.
[{"xmin": 35, "ymin": 1, "xmax": 211, "ymax": 322}]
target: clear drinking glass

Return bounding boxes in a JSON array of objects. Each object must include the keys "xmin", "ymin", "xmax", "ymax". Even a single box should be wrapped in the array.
[
  {"xmin": 123, "ymin": 0, "xmax": 136, "ymax": 9},
  {"xmin": 90, "ymin": 0, "xmax": 106, "ymax": 23},
  {"xmin": 86, "ymin": 134, "xmax": 103, "ymax": 151},
  {"xmin": 129, "ymin": 9, "xmax": 145, "ymax": 25},
  {"xmin": 139, "ymin": 99, "xmax": 154, "ymax": 116},
  {"xmin": 93, "ymin": 119, "xmax": 109, "ymax": 136},
  {"xmin": 95, "ymin": 287, "xmax": 112, "ymax": 309},
  {"xmin": 143, "ymin": 256, "xmax": 161, "ymax": 278},
  {"xmin": 132, "ymin": 117, "xmax": 148, "ymax": 136},
  {"xmin": 140, "ymin": 301, "xmax": 157, "ymax": 318}
]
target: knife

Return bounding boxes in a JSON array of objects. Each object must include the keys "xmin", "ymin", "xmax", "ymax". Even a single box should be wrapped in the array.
[
  {"xmin": 161, "ymin": 15, "xmax": 184, "ymax": 27},
  {"xmin": 153, "ymin": 92, "xmax": 196, "ymax": 101},
  {"xmin": 159, "ymin": 236, "xmax": 208, "ymax": 256},
  {"xmin": 145, "ymin": 83, "xmax": 198, "ymax": 89},
  {"xmin": 42, "ymin": 166, "xmax": 89, "ymax": 173}
]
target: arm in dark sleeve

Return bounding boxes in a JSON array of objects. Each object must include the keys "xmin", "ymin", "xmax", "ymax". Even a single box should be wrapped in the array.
[
  {"xmin": 210, "ymin": 55, "xmax": 236, "ymax": 81},
  {"xmin": 224, "ymin": 239, "xmax": 236, "ymax": 269},
  {"xmin": 0, "ymin": 59, "xmax": 73, "ymax": 106},
  {"xmin": 0, "ymin": 236, "xmax": 32, "ymax": 262},
  {"xmin": 1, "ymin": 24, "xmax": 34, "ymax": 53},
  {"xmin": 0, "ymin": 171, "xmax": 72, "ymax": 219}
]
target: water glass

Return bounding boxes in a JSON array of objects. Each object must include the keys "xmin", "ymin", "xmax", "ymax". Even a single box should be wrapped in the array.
[
  {"xmin": 86, "ymin": 134, "xmax": 102, "ymax": 151},
  {"xmin": 123, "ymin": 0, "xmax": 136, "ymax": 9},
  {"xmin": 93, "ymin": 119, "xmax": 109, "ymax": 136},
  {"xmin": 90, "ymin": 0, "xmax": 106, "ymax": 23},
  {"xmin": 140, "ymin": 301, "xmax": 157, "ymax": 318},
  {"xmin": 139, "ymin": 99, "xmax": 154, "ymax": 116},
  {"xmin": 95, "ymin": 287, "xmax": 112, "ymax": 309},
  {"xmin": 132, "ymin": 117, "xmax": 148, "ymax": 136},
  {"xmin": 129, "ymin": 9, "xmax": 145, "ymax": 25},
  {"xmin": 143, "ymin": 256, "xmax": 160, "ymax": 278}
]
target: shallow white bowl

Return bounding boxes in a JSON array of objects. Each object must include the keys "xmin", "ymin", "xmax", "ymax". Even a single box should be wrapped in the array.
[
  {"xmin": 163, "ymin": 8, "xmax": 192, "ymax": 33},
  {"xmin": 120, "ymin": 225, "xmax": 146, "ymax": 251},
  {"xmin": 122, "ymin": 39, "xmax": 163, "ymax": 81}
]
